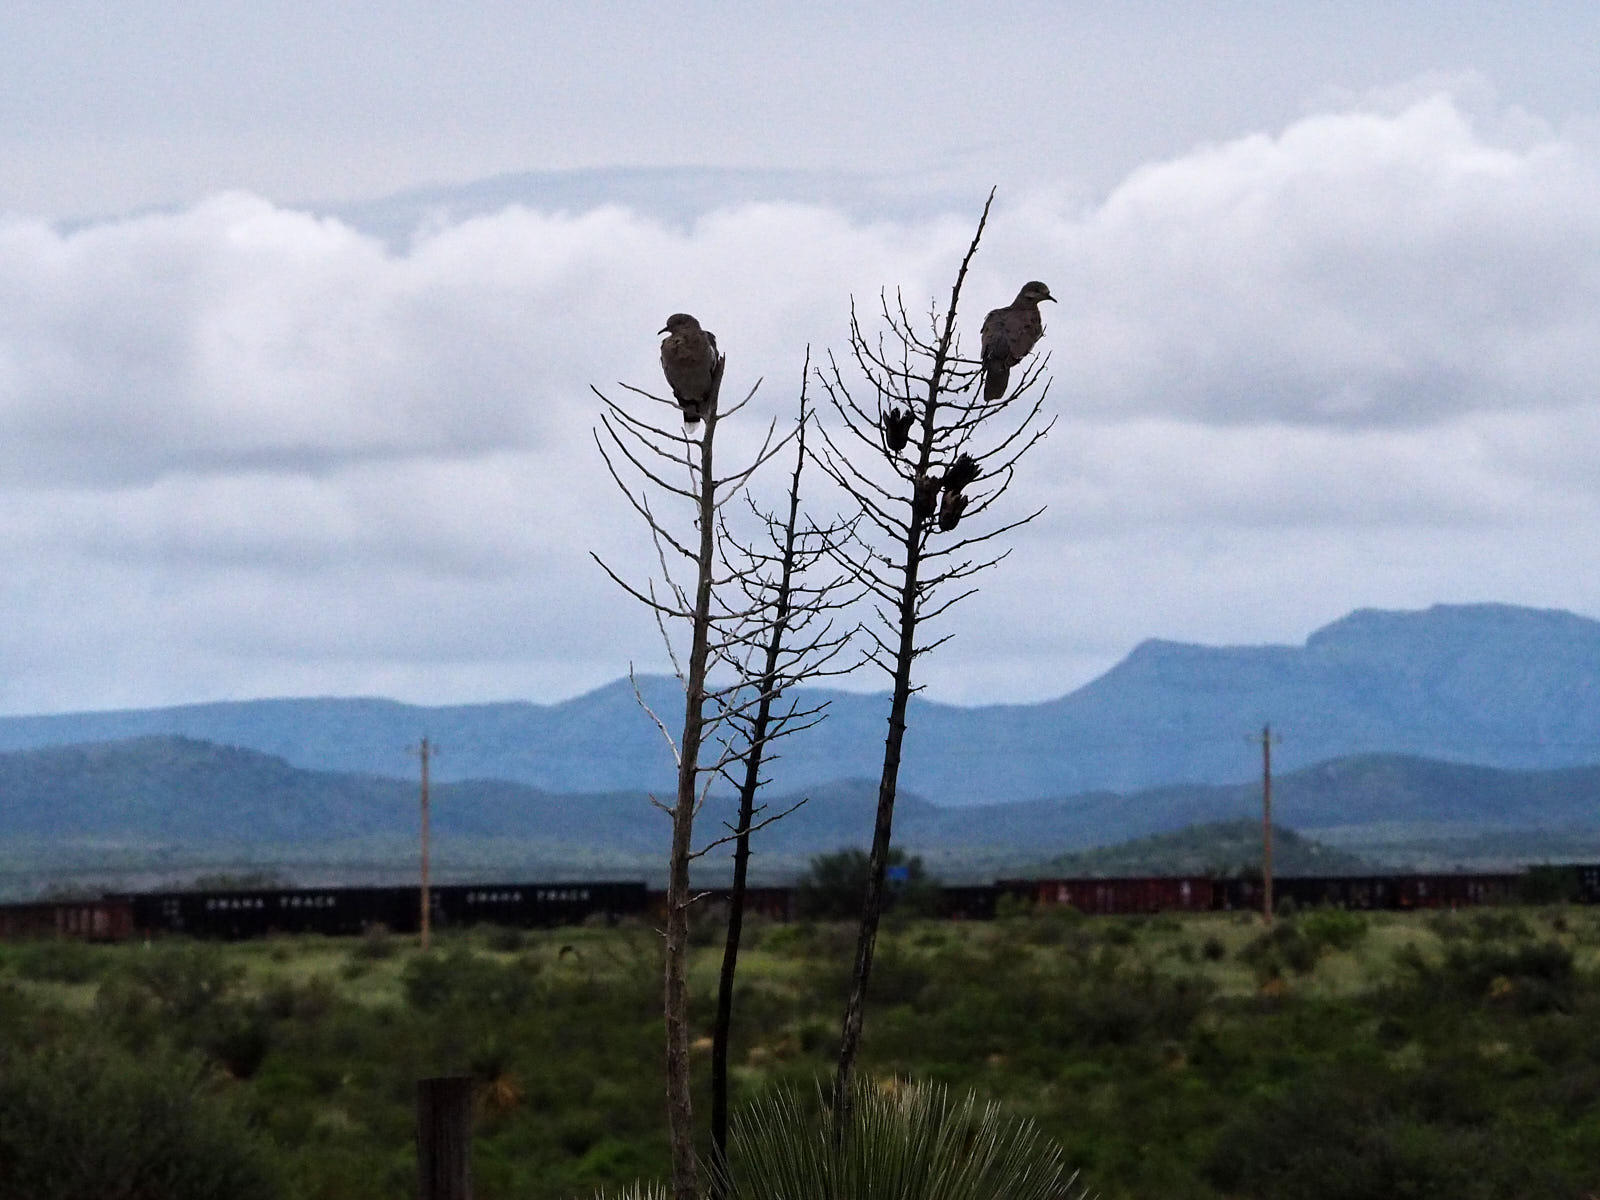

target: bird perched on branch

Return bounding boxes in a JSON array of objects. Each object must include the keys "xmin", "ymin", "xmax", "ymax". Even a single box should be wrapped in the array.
[
  {"xmin": 882, "ymin": 406, "xmax": 914, "ymax": 453},
  {"xmin": 659, "ymin": 313, "xmax": 720, "ymax": 425},
  {"xmin": 980, "ymin": 281, "xmax": 1054, "ymax": 401}
]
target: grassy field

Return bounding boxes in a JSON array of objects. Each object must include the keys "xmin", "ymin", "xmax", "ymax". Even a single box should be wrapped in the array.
[{"xmin": 3, "ymin": 904, "xmax": 1600, "ymax": 1199}]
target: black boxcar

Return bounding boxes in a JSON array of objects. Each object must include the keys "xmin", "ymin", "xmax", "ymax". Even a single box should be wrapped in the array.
[
  {"xmin": 130, "ymin": 887, "xmax": 388, "ymax": 939},
  {"xmin": 1224, "ymin": 872, "xmax": 1523, "ymax": 913},
  {"xmin": 433, "ymin": 882, "xmax": 648, "ymax": 928},
  {"xmin": 938, "ymin": 885, "xmax": 1002, "ymax": 920},
  {"xmin": 130, "ymin": 881, "xmax": 649, "ymax": 939},
  {"xmin": 1577, "ymin": 864, "xmax": 1600, "ymax": 904}
]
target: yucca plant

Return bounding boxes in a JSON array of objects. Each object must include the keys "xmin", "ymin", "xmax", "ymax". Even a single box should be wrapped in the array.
[
  {"xmin": 596, "ymin": 1080, "xmax": 1091, "ymax": 1200},
  {"xmin": 592, "ymin": 1185, "xmax": 670, "ymax": 1200}
]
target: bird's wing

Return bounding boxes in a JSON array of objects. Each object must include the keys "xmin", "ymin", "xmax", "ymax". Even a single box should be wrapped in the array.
[
  {"xmin": 1014, "ymin": 306, "xmax": 1044, "ymax": 356},
  {"xmin": 661, "ymin": 336, "xmax": 696, "ymax": 399},
  {"xmin": 980, "ymin": 306, "xmax": 1005, "ymax": 349},
  {"xmin": 662, "ymin": 332, "xmax": 718, "ymax": 400},
  {"xmin": 981, "ymin": 306, "xmax": 1017, "ymax": 368},
  {"xmin": 982, "ymin": 305, "xmax": 1030, "ymax": 368}
]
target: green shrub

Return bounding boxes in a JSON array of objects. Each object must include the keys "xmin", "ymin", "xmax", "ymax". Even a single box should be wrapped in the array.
[
  {"xmin": 1016, "ymin": 906, "xmax": 1089, "ymax": 949},
  {"xmin": 1469, "ymin": 911, "xmax": 1532, "ymax": 941},
  {"xmin": 0, "ymin": 1039, "xmax": 284, "ymax": 1200},
  {"xmin": 260, "ymin": 974, "xmax": 337, "ymax": 1022},
  {"xmin": 687, "ymin": 908, "xmax": 724, "ymax": 948},
  {"xmin": 1241, "ymin": 921, "xmax": 1321, "ymax": 976},
  {"xmin": 114, "ymin": 942, "xmax": 243, "ymax": 1021},
  {"xmin": 993, "ymin": 893, "xmax": 1033, "ymax": 919},
  {"xmin": 868, "ymin": 943, "xmax": 932, "ymax": 1006},
  {"xmin": 1393, "ymin": 938, "xmax": 1577, "ymax": 1016},
  {"xmin": 206, "ymin": 1008, "xmax": 273, "ymax": 1080},
  {"xmin": 1101, "ymin": 920, "xmax": 1137, "ymax": 947},
  {"xmin": 1206, "ymin": 1060, "xmax": 1582, "ymax": 1199},
  {"xmin": 349, "ymin": 928, "xmax": 397, "ymax": 961},
  {"xmin": 402, "ymin": 948, "xmax": 463, "ymax": 1010},
  {"xmin": 796, "ymin": 849, "xmax": 939, "ymax": 920},
  {"xmin": 1301, "ymin": 907, "xmax": 1370, "ymax": 953},
  {"xmin": 485, "ymin": 925, "xmax": 526, "ymax": 953},
  {"xmin": 1429, "ymin": 911, "xmax": 1470, "ymax": 940},
  {"xmin": 401, "ymin": 946, "xmax": 543, "ymax": 1014},
  {"xmin": 4, "ymin": 939, "xmax": 108, "ymax": 985},
  {"xmin": 1061, "ymin": 969, "xmax": 1211, "ymax": 1047}
]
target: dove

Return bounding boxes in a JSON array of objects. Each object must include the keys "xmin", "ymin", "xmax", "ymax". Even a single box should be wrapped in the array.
[
  {"xmin": 659, "ymin": 313, "xmax": 720, "ymax": 425},
  {"xmin": 979, "ymin": 281, "xmax": 1054, "ymax": 401}
]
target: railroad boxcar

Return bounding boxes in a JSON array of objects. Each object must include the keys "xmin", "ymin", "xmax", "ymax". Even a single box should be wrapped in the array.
[
  {"xmin": 130, "ymin": 887, "xmax": 390, "ymax": 939},
  {"xmin": 130, "ymin": 881, "xmax": 649, "ymax": 939},
  {"xmin": 938, "ymin": 884, "xmax": 1002, "ymax": 920},
  {"xmin": 433, "ymin": 881, "xmax": 649, "ymax": 928},
  {"xmin": 1002, "ymin": 875, "xmax": 1217, "ymax": 915},
  {"xmin": 1393, "ymin": 872, "xmax": 1521, "ymax": 908},
  {"xmin": 1224, "ymin": 872, "xmax": 1524, "ymax": 913},
  {"xmin": 0, "ymin": 897, "xmax": 134, "ymax": 941},
  {"xmin": 1525, "ymin": 863, "xmax": 1600, "ymax": 904},
  {"xmin": 1259, "ymin": 876, "xmax": 1400, "ymax": 911},
  {"xmin": 1577, "ymin": 864, "xmax": 1600, "ymax": 904}
]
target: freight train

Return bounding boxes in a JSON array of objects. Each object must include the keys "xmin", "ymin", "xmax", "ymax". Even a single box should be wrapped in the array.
[{"xmin": 1, "ymin": 864, "xmax": 1597, "ymax": 942}]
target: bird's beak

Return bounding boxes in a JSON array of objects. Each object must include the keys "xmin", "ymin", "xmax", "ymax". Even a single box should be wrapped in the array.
[
  {"xmin": 658, "ymin": 326, "xmax": 669, "ymax": 334},
  {"xmin": 1043, "ymin": 295, "xmax": 1057, "ymax": 303}
]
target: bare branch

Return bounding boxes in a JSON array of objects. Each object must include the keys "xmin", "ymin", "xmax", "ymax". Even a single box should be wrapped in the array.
[{"xmin": 689, "ymin": 796, "xmax": 808, "ymax": 860}]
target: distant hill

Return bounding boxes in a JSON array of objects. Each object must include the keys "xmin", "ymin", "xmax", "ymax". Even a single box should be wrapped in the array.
[
  {"xmin": 0, "ymin": 604, "xmax": 1595, "ymax": 805},
  {"xmin": 1040, "ymin": 821, "xmax": 1375, "ymax": 878},
  {"xmin": 1, "ymin": 736, "xmax": 1596, "ymax": 888}
]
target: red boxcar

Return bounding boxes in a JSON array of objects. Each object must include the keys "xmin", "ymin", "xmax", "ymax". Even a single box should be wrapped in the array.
[
  {"xmin": 0, "ymin": 898, "xmax": 134, "ymax": 941},
  {"xmin": 1001, "ymin": 876, "xmax": 1217, "ymax": 915}
]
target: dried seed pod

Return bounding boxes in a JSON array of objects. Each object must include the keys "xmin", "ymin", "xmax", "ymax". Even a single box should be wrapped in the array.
[
  {"xmin": 938, "ymin": 488, "xmax": 968, "ymax": 532},
  {"xmin": 883, "ymin": 406, "xmax": 914, "ymax": 452},
  {"xmin": 942, "ymin": 452, "xmax": 980, "ymax": 494}
]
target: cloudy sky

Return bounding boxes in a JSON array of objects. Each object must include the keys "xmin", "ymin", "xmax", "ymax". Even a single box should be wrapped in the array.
[{"xmin": 2, "ymin": 2, "xmax": 1598, "ymax": 715}]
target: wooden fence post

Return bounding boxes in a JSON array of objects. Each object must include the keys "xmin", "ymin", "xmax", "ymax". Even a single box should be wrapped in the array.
[{"xmin": 417, "ymin": 1075, "xmax": 474, "ymax": 1200}]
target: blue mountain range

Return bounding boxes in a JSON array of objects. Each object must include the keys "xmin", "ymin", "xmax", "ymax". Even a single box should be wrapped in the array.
[{"xmin": 0, "ymin": 603, "xmax": 1595, "ymax": 807}]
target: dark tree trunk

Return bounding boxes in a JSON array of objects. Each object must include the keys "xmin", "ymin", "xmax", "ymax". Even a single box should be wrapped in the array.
[
  {"xmin": 665, "ymin": 393, "xmax": 721, "ymax": 1200},
  {"xmin": 831, "ymin": 402, "xmax": 932, "ymax": 1120},
  {"xmin": 710, "ymin": 422, "xmax": 807, "ymax": 1192},
  {"xmin": 830, "ymin": 198, "xmax": 995, "ymax": 1122}
]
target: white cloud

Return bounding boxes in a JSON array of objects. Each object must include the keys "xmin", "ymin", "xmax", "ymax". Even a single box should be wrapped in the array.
[
  {"xmin": 1, "ymin": 86, "xmax": 1598, "ymax": 713},
  {"xmin": 1040, "ymin": 93, "xmax": 1600, "ymax": 427}
]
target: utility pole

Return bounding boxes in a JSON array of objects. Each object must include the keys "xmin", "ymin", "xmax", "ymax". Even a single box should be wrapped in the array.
[
  {"xmin": 416, "ymin": 737, "xmax": 433, "ymax": 951},
  {"xmin": 1259, "ymin": 723, "xmax": 1274, "ymax": 927}
]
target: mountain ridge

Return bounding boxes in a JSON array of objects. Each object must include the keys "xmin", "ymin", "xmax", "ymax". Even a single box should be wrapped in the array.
[
  {"xmin": 3, "ymin": 732, "xmax": 1597, "ymax": 852},
  {"xmin": 0, "ymin": 603, "xmax": 1596, "ymax": 805}
]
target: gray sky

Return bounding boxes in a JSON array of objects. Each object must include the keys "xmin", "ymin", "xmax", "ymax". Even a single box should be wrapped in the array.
[{"xmin": 1, "ymin": 3, "xmax": 1598, "ymax": 714}]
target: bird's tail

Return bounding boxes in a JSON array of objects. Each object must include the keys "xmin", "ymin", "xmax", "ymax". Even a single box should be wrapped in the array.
[{"xmin": 983, "ymin": 364, "xmax": 1009, "ymax": 401}]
